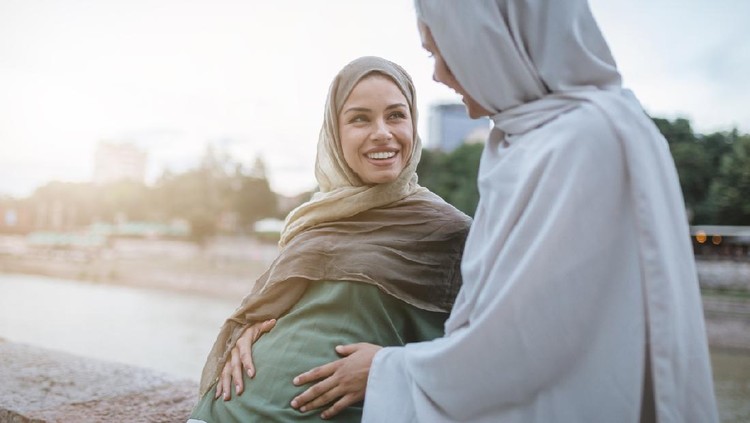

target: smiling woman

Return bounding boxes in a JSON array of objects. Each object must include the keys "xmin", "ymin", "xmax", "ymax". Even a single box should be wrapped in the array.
[{"xmin": 187, "ymin": 56, "xmax": 471, "ymax": 422}]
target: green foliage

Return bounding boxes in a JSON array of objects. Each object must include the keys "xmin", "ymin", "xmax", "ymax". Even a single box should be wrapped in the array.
[
  {"xmin": 417, "ymin": 143, "xmax": 483, "ymax": 216},
  {"xmin": 654, "ymin": 117, "xmax": 743, "ymax": 224},
  {"xmin": 417, "ymin": 118, "xmax": 749, "ymax": 225},
  {"xmin": 11, "ymin": 146, "xmax": 279, "ymax": 243},
  {"xmin": 704, "ymin": 134, "xmax": 750, "ymax": 224},
  {"xmin": 667, "ymin": 139, "xmax": 713, "ymax": 220},
  {"xmin": 7, "ymin": 118, "xmax": 749, "ymax": 241},
  {"xmin": 653, "ymin": 117, "xmax": 694, "ymax": 145},
  {"xmin": 151, "ymin": 148, "xmax": 278, "ymax": 243}
]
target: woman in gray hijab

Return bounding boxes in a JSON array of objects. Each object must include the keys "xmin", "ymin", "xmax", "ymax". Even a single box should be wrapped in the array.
[{"xmin": 357, "ymin": 1, "xmax": 719, "ymax": 422}]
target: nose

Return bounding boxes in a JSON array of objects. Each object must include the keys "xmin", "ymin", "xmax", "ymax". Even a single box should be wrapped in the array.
[
  {"xmin": 372, "ymin": 118, "xmax": 393, "ymax": 142},
  {"xmin": 432, "ymin": 71, "xmax": 439, "ymax": 83}
]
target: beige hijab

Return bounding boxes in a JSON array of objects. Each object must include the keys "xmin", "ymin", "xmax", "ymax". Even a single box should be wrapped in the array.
[
  {"xmin": 281, "ymin": 56, "xmax": 426, "ymax": 246},
  {"xmin": 199, "ymin": 56, "xmax": 471, "ymax": 396}
]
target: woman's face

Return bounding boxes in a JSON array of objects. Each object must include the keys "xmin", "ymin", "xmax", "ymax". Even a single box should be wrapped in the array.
[
  {"xmin": 338, "ymin": 74, "xmax": 414, "ymax": 185},
  {"xmin": 418, "ymin": 21, "xmax": 492, "ymax": 119}
]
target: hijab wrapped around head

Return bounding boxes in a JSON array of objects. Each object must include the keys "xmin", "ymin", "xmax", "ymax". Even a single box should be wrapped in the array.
[
  {"xmin": 281, "ymin": 56, "xmax": 426, "ymax": 246},
  {"xmin": 198, "ymin": 56, "xmax": 471, "ymax": 397}
]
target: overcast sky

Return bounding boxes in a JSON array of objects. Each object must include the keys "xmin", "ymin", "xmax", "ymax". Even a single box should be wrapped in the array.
[{"xmin": 1, "ymin": 0, "xmax": 748, "ymax": 197}]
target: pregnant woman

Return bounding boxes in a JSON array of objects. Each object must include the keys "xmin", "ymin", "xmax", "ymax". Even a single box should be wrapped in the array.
[{"xmin": 188, "ymin": 56, "xmax": 471, "ymax": 422}]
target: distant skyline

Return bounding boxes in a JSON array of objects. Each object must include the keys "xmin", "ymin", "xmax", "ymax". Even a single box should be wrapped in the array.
[{"xmin": 1, "ymin": 0, "xmax": 749, "ymax": 197}]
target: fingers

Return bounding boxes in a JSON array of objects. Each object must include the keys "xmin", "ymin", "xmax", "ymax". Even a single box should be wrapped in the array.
[
  {"xmin": 256, "ymin": 318, "xmax": 276, "ymax": 338},
  {"xmin": 293, "ymin": 360, "xmax": 339, "ymax": 386},
  {"xmin": 321, "ymin": 394, "xmax": 360, "ymax": 420},
  {"xmin": 213, "ymin": 319, "xmax": 277, "ymax": 402},
  {"xmin": 236, "ymin": 333, "xmax": 256, "ymax": 378},
  {"xmin": 214, "ymin": 375, "xmax": 223, "ymax": 400},
  {"xmin": 334, "ymin": 343, "xmax": 362, "ymax": 357},
  {"xmin": 291, "ymin": 378, "xmax": 339, "ymax": 412},
  {"xmin": 239, "ymin": 346, "xmax": 256, "ymax": 379},
  {"xmin": 230, "ymin": 348, "xmax": 244, "ymax": 396},
  {"xmin": 238, "ymin": 319, "xmax": 276, "ymax": 378},
  {"xmin": 219, "ymin": 359, "xmax": 233, "ymax": 401}
]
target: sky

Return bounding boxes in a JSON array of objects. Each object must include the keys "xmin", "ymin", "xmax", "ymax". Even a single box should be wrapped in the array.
[{"xmin": 1, "ymin": 0, "xmax": 748, "ymax": 197}]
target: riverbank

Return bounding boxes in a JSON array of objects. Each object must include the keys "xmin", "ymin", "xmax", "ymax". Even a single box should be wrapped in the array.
[
  {"xmin": 0, "ymin": 235, "xmax": 278, "ymax": 301},
  {"xmin": 1, "ymin": 235, "xmax": 750, "ymax": 351},
  {"xmin": 0, "ymin": 256, "xmax": 748, "ymax": 422}
]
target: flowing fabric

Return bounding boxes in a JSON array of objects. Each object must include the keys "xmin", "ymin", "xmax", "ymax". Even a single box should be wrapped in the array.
[
  {"xmin": 363, "ymin": 1, "xmax": 718, "ymax": 422},
  {"xmin": 280, "ymin": 56, "xmax": 427, "ymax": 247},
  {"xmin": 198, "ymin": 56, "xmax": 471, "ymax": 397}
]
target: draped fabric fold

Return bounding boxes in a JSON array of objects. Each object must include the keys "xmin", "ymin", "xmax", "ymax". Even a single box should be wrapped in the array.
[
  {"xmin": 198, "ymin": 56, "xmax": 471, "ymax": 397},
  {"xmin": 362, "ymin": 1, "xmax": 718, "ymax": 421}
]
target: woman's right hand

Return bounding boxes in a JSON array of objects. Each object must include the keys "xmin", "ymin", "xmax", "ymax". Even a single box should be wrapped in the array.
[{"xmin": 215, "ymin": 318, "xmax": 277, "ymax": 401}]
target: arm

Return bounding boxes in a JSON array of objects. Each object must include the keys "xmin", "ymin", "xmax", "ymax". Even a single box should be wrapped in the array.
[
  {"xmin": 214, "ymin": 319, "xmax": 276, "ymax": 400},
  {"xmin": 367, "ymin": 119, "xmax": 635, "ymax": 420},
  {"xmin": 290, "ymin": 343, "xmax": 382, "ymax": 419}
]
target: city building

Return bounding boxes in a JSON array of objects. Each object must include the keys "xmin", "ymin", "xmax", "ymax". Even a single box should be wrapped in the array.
[
  {"xmin": 428, "ymin": 103, "xmax": 491, "ymax": 152},
  {"xmin": 93, "ymin": 141, "xmax": 147, "ymax": 185}
]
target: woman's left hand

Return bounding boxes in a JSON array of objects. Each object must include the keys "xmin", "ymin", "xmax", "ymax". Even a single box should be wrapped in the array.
[{"xmin": 290, "ymin": 343, "xmax": 382, "ymax": 419}]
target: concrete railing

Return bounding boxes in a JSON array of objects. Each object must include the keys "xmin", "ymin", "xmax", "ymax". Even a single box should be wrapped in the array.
[{"xmin": 0, "ymin": 339, "xmax": 197, "ymax": 422}]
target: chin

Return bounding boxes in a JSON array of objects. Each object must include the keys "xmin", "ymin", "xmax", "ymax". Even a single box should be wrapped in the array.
[
  {"xmin": 466, "ymin": 106, "xmax": 489, "ymax": 119},
  {"xmin": 364, "ymin": 174, "xmax": 399, "ymax": 185},
  {"xmin": 463, "ymin": 98, "xmax": 492, "ymax": 119}
]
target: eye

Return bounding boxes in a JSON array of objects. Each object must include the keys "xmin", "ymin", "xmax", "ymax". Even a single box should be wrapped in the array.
[
  {"xmin": 348, "ymin": 114, "xmax": 368, "ymax": 124},
  {"xmin": 388, "ymin": 111, "xmax": 407, "ymax": 120}
]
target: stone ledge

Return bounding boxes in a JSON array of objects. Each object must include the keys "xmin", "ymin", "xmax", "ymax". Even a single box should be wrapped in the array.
[{"xmin": 0, "ymin": 339, "xmax": 197, "ymax": 422}]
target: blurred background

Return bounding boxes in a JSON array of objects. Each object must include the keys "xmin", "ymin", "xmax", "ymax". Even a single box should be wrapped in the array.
[{"xmin": 0, "ymin": 0, "xmax": 748, "ymax": 421}]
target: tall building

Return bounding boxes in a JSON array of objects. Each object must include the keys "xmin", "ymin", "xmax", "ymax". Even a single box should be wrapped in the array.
[
  {"xmin": 93, "ymin": 141, "xmax": 147, "ymax": 185},
  {"xmin": 428, "ymin": 103, "xmax": 491, "ymax": 152}
]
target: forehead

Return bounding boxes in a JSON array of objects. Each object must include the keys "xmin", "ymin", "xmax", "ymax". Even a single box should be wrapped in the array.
[{"xmin": 345, "ymin": 74, "xmax": 407, "ymax": 104}]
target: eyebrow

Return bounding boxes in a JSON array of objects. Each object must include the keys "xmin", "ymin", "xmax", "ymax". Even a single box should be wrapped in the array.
[{"xmin": 343, "ymin": 103, "xmax": 408, "ymax": 114}]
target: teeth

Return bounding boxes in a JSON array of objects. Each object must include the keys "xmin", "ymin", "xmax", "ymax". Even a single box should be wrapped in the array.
[{"xmin": 367, "ymin": 151, "xmax": 396, "ymax": 160}]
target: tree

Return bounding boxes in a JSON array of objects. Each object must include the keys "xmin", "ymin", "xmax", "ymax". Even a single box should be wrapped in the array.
[
  {"xmin": 152, "ymin": 149, "xmax": 279, "ymax": 242},
  {"xmin": 29, "ymin": 181, "xmax": 101, "ymax": 229},
  {"xmin": 234, "ymin": 175, "xmax": 278, "ymax": 228},
  {"xmin": 668, "ymin": 141, "xmax": 711, "ymax": 220},
  {"xmin": 98, "ymin": 180, "xmax": 152, "ymax": 222},
  {"xmin": 153, "ymin": 168, "xmax": 224, "ymax": 244},
  {"xmin": 704, "ymin": 134, "xmax": 750, "ymax": 225},
  {"xmin": 653, "ymin": 117, "xmax": 694, "ymax": 145},
  {"xmin": 652, "ymin": 118, "xmax": 737, "ymax": 223},
  {"xmin": 417, "ymin": 143, "xmax": 483, "ymax": 216}
]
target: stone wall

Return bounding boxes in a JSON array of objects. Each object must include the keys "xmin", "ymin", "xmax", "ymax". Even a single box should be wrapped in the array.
[{"xmin": 0, "ymin": 339, "xmax": 197, "ymax": 422}]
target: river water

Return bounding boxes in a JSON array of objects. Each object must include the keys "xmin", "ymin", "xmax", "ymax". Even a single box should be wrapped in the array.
[
  {"xmin": 0, "ymin": 273, "xmax": 748, "ymax": 421},
  {"xmin": 0, "ymin": 273, "xmax": 236, "ymax": 381}
]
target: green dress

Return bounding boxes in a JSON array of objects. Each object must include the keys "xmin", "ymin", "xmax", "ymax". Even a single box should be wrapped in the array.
[{"xmin": 189, "ymin": 280, "xmax": 448, "ymax": 422}]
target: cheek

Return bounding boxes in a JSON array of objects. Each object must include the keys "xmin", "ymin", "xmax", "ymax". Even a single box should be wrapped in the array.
[
  {"xmin": 434, "ymin": 58, "xmax": 452, "ymax": 82},
  {"xmin": 339, "ymin": 129, "xmax": 360, "ymax": 168},
  {"xmin": 398, "ymin": 126, "xmax": 415, "ymax": 163}
]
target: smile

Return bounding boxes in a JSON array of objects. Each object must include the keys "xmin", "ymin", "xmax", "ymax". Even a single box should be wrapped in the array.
[{"xmin": 366, "ymin": 151, "xmax": 397, "ymax": 160}]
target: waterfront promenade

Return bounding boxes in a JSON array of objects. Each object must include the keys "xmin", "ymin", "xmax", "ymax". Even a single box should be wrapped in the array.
[
  {"xmin": 2, "ymin": 234, "xmax": 749, "ymax": 350},
  {"xmin": 1, "ymin": 235, "xmax": 748, "ymax": 421}
]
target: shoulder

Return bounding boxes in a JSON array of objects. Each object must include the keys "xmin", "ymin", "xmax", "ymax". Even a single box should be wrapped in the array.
[
  {"xmin": 479, "ymin": 103, "xmax": 627, "ymax": 200},
  {"xmin": 518, "ymin": 103, "xmax": 623, "ymax": 174}
]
